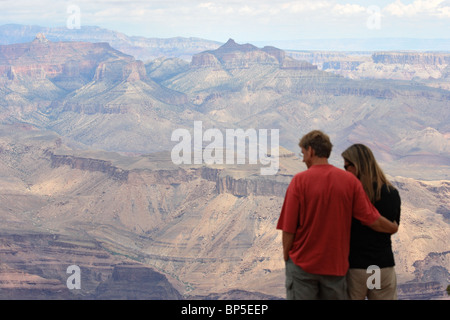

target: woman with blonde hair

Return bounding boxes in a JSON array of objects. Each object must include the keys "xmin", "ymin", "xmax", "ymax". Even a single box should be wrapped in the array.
[{"xmin": 342, "ymin": 144, "xmax": 401, "ymax": 300}]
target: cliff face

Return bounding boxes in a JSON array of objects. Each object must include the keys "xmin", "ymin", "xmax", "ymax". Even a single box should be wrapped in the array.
[
  {"xmin": 94, "ymin": 59, "xmax": 148, "ymax": 82},
  {"xmin": 95, "ymin": 263, "xmax": 183, "ymax": 299},
  {"xmin": 49, "ymin": 152, "xmax": 129, "ymax": 181},
  {"xmin": 201, "ymin": 167, "xmax": 289, "ymax": 197},
  {"xmin": 48, "ymin": 152, "xmax": 289, "ymax": 197},
  {"xmin": 191, "ymin": 52, "xmax": 221, "ymax": 68},
  {"xmin": 0, "ymin": 33, "xmax": 133, "ymax": 84},
  {"xmin": 322, "ymin": 60, "xmax": 363, "ymax": 71},
  {"xmin": 372, "ymin": 52, "xmax": 450, "ymax": 65},
  {"xmin": 398, "ymin": 281, "xmax": 445, "ymax": 300},
  {"xmin": 288, "ymin": 51, "xmax": 450, "ymax": 81}
]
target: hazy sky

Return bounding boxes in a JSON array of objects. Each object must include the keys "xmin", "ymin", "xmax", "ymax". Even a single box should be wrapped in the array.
[{"xmin": 1, "ymin": 0, "xmax": 449, "ymax": 42}]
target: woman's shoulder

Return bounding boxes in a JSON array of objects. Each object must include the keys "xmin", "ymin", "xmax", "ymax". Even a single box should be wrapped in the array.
[
  {"xmin": 382, "ymin": 183, "xmax": 399, "ymax": 193},
  {"xmin": 380, "ymin": 183, "xmax": 401, "ymax": 201}
]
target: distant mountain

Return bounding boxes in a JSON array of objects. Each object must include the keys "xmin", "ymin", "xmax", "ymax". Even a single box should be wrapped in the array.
[
  {"xmin": 0, "ymin": 24, "xmax": 222, "ymax": 61},
  {"xmin": 192, "ymin": 38, "xmax": 317, "ymax": 71}
]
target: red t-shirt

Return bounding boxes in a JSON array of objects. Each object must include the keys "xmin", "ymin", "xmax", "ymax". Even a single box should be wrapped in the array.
[{"xmin": 276, "ymin": 164, "xmax": 380, "ymax": 276}]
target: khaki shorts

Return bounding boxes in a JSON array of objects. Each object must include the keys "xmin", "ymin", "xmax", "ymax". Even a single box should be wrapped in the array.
[
  {"xmin": 347, "ymin": 267, "xmax": 398, "ymax": 300},
  {"xmin": 285, "ymin": 258, "xmax": 348, "ymax": 300}
]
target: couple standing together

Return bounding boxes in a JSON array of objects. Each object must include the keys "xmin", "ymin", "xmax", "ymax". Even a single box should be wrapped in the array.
[{"xmin": 277, "ymin": 130, "xmax": 401, "ymax": 300}]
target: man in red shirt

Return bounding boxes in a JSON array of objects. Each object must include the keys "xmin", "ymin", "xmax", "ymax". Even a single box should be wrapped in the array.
[{"xmin": 277, "ymin": 130, "xmax": 398, "ymax": 300}]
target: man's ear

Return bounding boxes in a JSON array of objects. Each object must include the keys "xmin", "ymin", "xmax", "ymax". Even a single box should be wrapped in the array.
[{"xmin": 308, "ymin": 146, "xmax": 315, "ymax": 157}]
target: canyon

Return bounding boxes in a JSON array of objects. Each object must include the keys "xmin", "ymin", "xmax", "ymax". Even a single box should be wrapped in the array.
[
  {"xmin": 0, "ymin": 29, "xmax": 448, "ymax": 300},
  {"xmin": 0, "ymin": 122, "xmax": 448, "ymax": 299}
]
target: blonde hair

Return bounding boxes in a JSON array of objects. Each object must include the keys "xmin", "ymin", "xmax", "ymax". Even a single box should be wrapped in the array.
[{"xmin": 341, "ymin": 144, "xmax": 393, "ymax": 203}]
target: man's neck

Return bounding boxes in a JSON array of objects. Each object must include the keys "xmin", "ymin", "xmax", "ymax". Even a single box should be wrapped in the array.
[{"xmin": 311, "ymin": 157, "xmax": 329, "ymax": 166}]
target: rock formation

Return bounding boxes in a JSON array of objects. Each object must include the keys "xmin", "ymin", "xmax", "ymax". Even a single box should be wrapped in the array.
[
  {"xmin": 0, "ymin": 231, "xmax": 184, "ymax": 299},
  {"xmin": 95, "ymin": 263, "xmax": 184, "ymax": 299},
  {"xmin": 49, "ymin": 152, "xmax": 129, "ymax": 181},
  {"xmin": 192, "ymin": 39, "xmax": 317, "ymax": 71}
]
